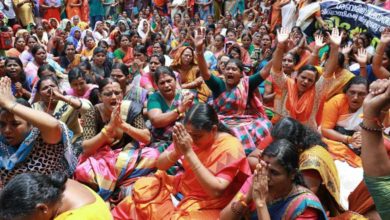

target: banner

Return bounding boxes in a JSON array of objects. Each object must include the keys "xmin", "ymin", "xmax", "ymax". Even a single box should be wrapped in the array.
[{"xmin": 319, "ymin": 0, "xmax": 390, "ymax": 45}]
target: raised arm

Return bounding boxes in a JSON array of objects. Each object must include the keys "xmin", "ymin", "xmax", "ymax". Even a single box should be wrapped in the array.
[
  {"xmin": 354, "ymin": 48, "xmax": 369, "ymax": 78},
  {"xmin": 372, "ymin": 28, "xmax": 390, "ymax": 79},
  {"xmin": 0, "ymin": 77, "xmax": 61, "ymax": 144},
  {"xmin": 361, "ymin": 79, "xmax": 390, "ymax": 177},
  {"xmin": 271, "ymin": 27, "xmax": 289, "ymax": 88},
  {"xmin": 307, "ymin": 35, "xmax": 326, "ymax": 66},
  {"xmin": 194, "ymin": 28, "xmax": 211, "ymax": 80},
  {"xmin": 322, "ymin": 28, "xmax": 342, "ymax": 78}
]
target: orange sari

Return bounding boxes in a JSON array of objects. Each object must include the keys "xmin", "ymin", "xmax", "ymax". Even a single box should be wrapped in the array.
[
  {"xmin": 111, "ymin": 134, "xmax": 251, "ymax": 220},
  {"xmin": 66, "ymin": 0, "xmax": 81, "ymax": 19},
  {"xmin": 325, "ymin": 69, "xmax": 355, "ymax": 101}
]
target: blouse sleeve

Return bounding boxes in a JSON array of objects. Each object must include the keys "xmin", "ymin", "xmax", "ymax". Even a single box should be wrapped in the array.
[
  {"xmin": 295, "ymin": 207, "xmax": 320, "ymax": 220},
  {"xmin": 147, "ymin": 93, "xmax": 162, "ymax": 110},
  {"xmin": 270, "ymin": 69, "xmax": 287, "ymax": 90},
  {"xmin": 321, "ymin": 94, "xmax": 341, "ymax": 129}
]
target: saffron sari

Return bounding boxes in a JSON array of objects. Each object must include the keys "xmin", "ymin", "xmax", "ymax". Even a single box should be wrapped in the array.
[
  {"xmin": 111, "ymin": 133, "xmax": 251, "ymax": 220},
  {"xmin": 212, "ymin": 77, "xmax": 272, "ymax": 154},
  {"xmin": 325, "ymin": 69, "xmax": 355, "ymax": 101},
  {"xmin": 234, "ymin": 176, "xmax": 327, "ymax": 220},
  {"xmin": 74, "ymin": 101, "xmax": 159, "ymax": 201}
]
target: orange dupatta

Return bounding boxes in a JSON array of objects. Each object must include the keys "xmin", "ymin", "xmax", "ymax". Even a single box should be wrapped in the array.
[{"xmin": 285, "ymin": 78, "xmax": 323, "ymax": 125}]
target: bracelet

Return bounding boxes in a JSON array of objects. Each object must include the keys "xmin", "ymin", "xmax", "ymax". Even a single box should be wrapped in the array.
[
  {"xmin": 173, "ymin": 108, "xmax": 180, "ymax": 115},
  {"xmin": 231, "ymin": 201, "xmax": 246, "ymax": 215},
  {"xmin": 101, "ymin": 126, "xmax": 114, "ymax": 138},
  {"xmin": 362, "ymin": 116, "xmax": 383, "ymax": 128},
  {"xmin": 359, "ymin": 122, "xmax": 383, "ymax": 133},
  {"xmin": 166, "ymin": 151, "xmax": 177, "ymax": 163},
  {"xmin": 7, "ymin": 102, "xmax": 18, "ymax": 113}
]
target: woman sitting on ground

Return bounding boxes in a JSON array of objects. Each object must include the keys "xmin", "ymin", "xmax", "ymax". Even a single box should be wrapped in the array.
[
  {"xmin": 0, "ymin": 77, "xmax": 77, "ymax": 188},
  {"xmin": 220, "ymin": 139, "xmax": 327, "ymax": 220},
  {"xmin": 0, "ymin": 173, "xmax": 111, "ymax": 220},
  {"xmin": 112, "ymin": 103, "xmax": 251, "ymax": 220},
  {"xmin": 196, "ymin": 28, "xmax": 272, "ymax": 154}
]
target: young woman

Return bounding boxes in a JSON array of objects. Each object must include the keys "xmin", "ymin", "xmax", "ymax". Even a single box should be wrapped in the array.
[
  {"xmin": 270, "ymin": 28, "xmax": 340, "ymax": 129},
  {"xmin": 113, "ymin": 34, "xmax": 134, "ymax": 67},
  {"xmin": 60, "ymin": 42, "xmax": 82, "ymax": 72},
  {"xmin": 19, "ymin": 36, "xmax": 38, "ymax": 66},
  {"xmin": 32, "ymin": 76, "xmax": 93, "ymax": 142},
  {"xmin": 80, "ymin": 35, "xmax": 97, "ymax": 60},
  {"xmin": 74, "ymin": 78, "xmax": 156, "ymax": 201},
  {"xmin": 0, "ymin": 173, "xmax": 111, "ymax": 219},
  {"xmin": 220, "ymin": 139, "xmax": 327, "ymax": 220},
  {"xmin": 6, "ymin": 36, "xmax": 26, "ymax": 58},
  {"xmin": 196, "ymin": 28, "xmax": 272, "ymax": 153},
  {"xmin": 65, "ymin": 67, "xmax": 99, "ymax": 105},
  {"xmin": 0, "ymin": 76, "xmax": 77, "ymax": 188},
  {"xmin": 90, "ymin": 47, "xmax": 112, "ymax": 79},
  {"xmin": 5, "ymin": 57, "xmax": 33, "ymax": 100},
  {"xmin": 138, "ymin": 54, "xmax": 164, "ymax": 92},
  {"xmin": 112, "ymin": 103, "xmax": 251, "ymax": 219}
]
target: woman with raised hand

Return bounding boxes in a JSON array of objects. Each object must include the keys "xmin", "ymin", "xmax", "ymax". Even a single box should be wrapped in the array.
[
  {"xmin": 195, "ymin": 27, "xmax": 272, "ymax": 154},
  {"xmin": 112, "ymin": 103, "xmax": 251, "ymax": 220},
  {"xmin": 74, "ymin": 77, "xmax": 157, "ymax": 202},
  {"xmin": 0, "ymin": 77, "xmax": 77, "ymax": 188},
  {"xmin": 0, "ymin": 173, "xmax": 112, "ymax": 220},
  {"xmin": 372, "ymin": 28, "xmax": 390, "ymax": 80},
  {"xmin": 270, "ymin": 27, "xmax": 340, "ymax": 129},
  {"xmin": 220, "ymin": 139, "xmax": 327, "ymax": 220},
  {"xmin": 360, "ymin": 78, "xmax": 390, "ymax": 220}
]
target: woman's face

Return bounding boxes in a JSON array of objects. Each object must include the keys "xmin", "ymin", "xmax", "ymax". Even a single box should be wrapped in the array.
[
  {"xmin": 65, "ymin": 44, "xmax": 76, "ymax": 57},
  {"xmin": 217, "ymin": 56, "xmax": 229, "ymax": 73},
  {"xmin": 227, "ymin": 32, "xmax": 236, "ymax": 42},
  {"xmin": 184, "ymin": 14, "xmax": 191, "ymax": 23},
  {"xmin": 5, "ymin": 60, "xmax": 22, "ymax": 79},
  {"xmin": 70, "ymin": 77, "xmax": 87, "ymax": 96},
  {"xmin": 0, "ymin": 111, "xmax": 31, "ymax": 147},
  {"xmin": 120, "ymin": 36, "xmax": 129, "ymax": 48},
  {"xmin": 111, "ymin": 68, "xmax": 128, "ymax": 87},
  {"xmin": 346, "ymin": 84, "xmax": 367, "ymax": 111},
  {"xmin": 248, "ymin": 12, "xmax": 255, "ymax": 20},
  {"xmin": 217, "ymin": 20, "xmax": 224, "ymax": 28},
  {"xmin": 259, "ymin": 25, "xmax": 268, "ymax": 35},
  {"xmin": 263, "ymin": 155, "xmax": 294, "ymax": 196},
  {"xmin": 101, "ymin": 82, "xmax": 123, "ymax": 112},
  {"xmin": 242, "ymin": 36, "xmax": 252, "ymax": 48},
  {"xmin": 224, "ymin": 62, "xmax": 242, "ymax": 87},
  {"xmin": 34, "ymin": 49, "xmax": 47, "ymax": 64},
  {"xmin": 15, "ymin": 38, "xmax": 26, "ymax": 50},
  {"xmin": 85, "ymin": 37, "xmax": 95, "ymax": 49},
  {"xmin": 153, "ymin": 43, "xmax": 163, "ymax": 54},
  {"xmin": 214, "ymin": 36, "xmax": 224, "ymax": 48},
  {"xmin": 229, "ymin": 49, "xmax": 240, "ymax": 60},
  {"xmin": 207, "ymin": 15, "xmax": 214, "ymax": 24},
  {"xmin": 96, "ymin": 22, "xmax": 103, "ymax": 31},
  {"xmin": 181, "ymin": 48, "xmax": 194, "ymax": 66},
  {"xmin": 174, "ymin": 14, "xmax": 181, "ymax": 24},
  {"xmin": 296, "ymin": 70, "xmax": 316, "ymax": 93},
  {"xmin": 206, "ymin": 31, "xmax": 214, "ymax": 41},
  {"xmin": 36, "ymin": 26, "xmax": 44, "ymax": 35},
  {"xmin": 39, "ymin": 79, "xmax": 58, "ymax": 102},
  {"xmin": 149, "ymin": 57, "xmax": 162, "ymax": 73},
  {"xmin": 39, "ymin": 69, "xmax": 55, "ymax": 78},
  {"xmin": 74, "ymin": 30, "xmax": 81, "ymax": 40},
  {"xmin": 253, "ymin": 33, "xmax": 261, "ymax": 45},
  {"xmin": 282, "ymin": 54, "xmax": 295, "ymax": 74},
  {"xmin": 93, "ymin": 52, "xmax": 106, "ymax": 65},
  {"xmin": 157, "ymin": 73, "xmax": 176, "ymax": 99},
  {"xmin": 27, "ymin": 38, "xmax": 37, "ymax": 49},
  {"xmin": 261, "ymin": 35, "xmax": 272, "ymax": 49},
  {"xmin": 185, "ymin": 123, "xmax": 216, "ymax": 150},
  {"xmin": 119, "ymin": 23, "xmax": 126, "ymax": 31}
]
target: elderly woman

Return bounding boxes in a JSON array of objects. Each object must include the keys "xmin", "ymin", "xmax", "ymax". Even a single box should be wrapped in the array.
[
  {"xmin": 112, "ymin": 103, "xmax": 251, "ymax": 219},
  {"xmin": 0, "ymin": 76, "xmax": 77, "ymax": 188},
  {"xmin": 196, "ymin": 29, "xmax": 272, "ymax": 154},
  {"xmin": 170, "ymin": 46, "xmax": 212, "ymax": 103}
]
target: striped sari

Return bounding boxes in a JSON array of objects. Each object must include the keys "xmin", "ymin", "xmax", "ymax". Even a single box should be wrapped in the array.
[{"xmin": 213, "ymin": 77, "xmax": 272, "ymax": 154}]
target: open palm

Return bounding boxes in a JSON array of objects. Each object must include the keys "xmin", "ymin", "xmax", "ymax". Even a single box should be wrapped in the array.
[
  {"xmin": 380, "ymin": 28, "xmax": 390, "ymax": 44},
  {"xmin": 194, "ymin": 28, "xmax": 206, "ymax": 51},
  {"xmin": 329, "ymin": 28, "xmax": 342, "ymax": 46},
  {"xmin": 277, "ymin": 27, "xmax": 290, "ymax": 44}
]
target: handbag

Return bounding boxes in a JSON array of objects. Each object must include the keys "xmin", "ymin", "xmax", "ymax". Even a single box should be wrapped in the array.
[{"xmin": 0, "ymin": 31, "xmax": 12, "ymax": 50}]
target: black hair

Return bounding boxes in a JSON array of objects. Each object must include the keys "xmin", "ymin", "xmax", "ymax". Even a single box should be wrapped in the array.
[
  {"xmin": 93, "ymin": 47, "xmax": 106, "ymax": 56},
  {"xmin": 272, "ymin": 117, "xmax": 327, "ymax": 151},
  {"xmin": 37, "ymin": 64, "xmax": 56, "ymax": 78},
  {"xmin": 226, "ymin": 58, "xmax": 244, "ymax": 72},
  {"xmin": 153, "ymin": 42, "xmax": 166, "ymax": 54},
  {"xmin": 229, "ymin": 45, "xmax": 242, "ymax": 58},
  {"xmin": 79, "ymin": 60, "xmax": 91, "ymax": 71},
  {"xmin": 153, "ymin": 66, "xmax": 176, "ymax": 84},
  {"xmin": 241, "ymin": 32, "xmax": 252, "ymax": 41},
  {"xmin": 337, "ymin": 52, "xmax": 345, "ymax": 68},
  {"xmin": 26, "ymin": 35, "xmax": 38, "ymax": 43},
  {"xmin": 359, "ymin": 32, "xmax": 373, "ymax": 47},
  {"xmin": 68, "ymin": 67, "xmax": 87, "ymax": 84},
  {"xmin": 284, "ymin": 52, "xmax": 300, "ymax": 65},
  {"xmin": 13, "ymin": 36, "xmax": 25, "ymax": 48},
  {"xmin": 97, "ymin": 40, "xmax": 109, "ymax": 48},
  {"xmin": 343, "ymin": 76, "xmax": 368, "ymax": 93},
  {"xmin": 226, "ymin": 28, "xmax": 236, "ymax": 36},
  {"xmin": 83, "ymin": 35, "xmax": 95, "ymax": 45},
  {"xmin": 0, "ymin": 173, "xmax": 67, "ymax": 220},
  {"xmin": 262, "ymin": 139, "xmax": 304, "ymax": 185},
  {"xmin": 4, "ymin": 57, "xmax": 26, "ymax": 83},
  {"xmin": 297, "ymin": 65, "xmax": 320, "ymax": 81},
  {"xmin": 128, "ymin": 31, "xmax": 139, "ymax": 39},
  {"xmin": 0, "ymin": 98, "xmax": 31, "ymax": 114},
  {"xmin": 184, "ymin": 103, "xmax": 232, "ymax": 134},
  {"xmin": 64, "ymin": 41, "xmax": 75, "ymax": 51},
  {"xmin": 215, "ymin": 34, "xmax": 225, "ymax": 42},
  {"xmin": 119, "ymin": 34, "xmax": 131, "ymax": 43},
  {"xmin": 31, "ymin": 45, "xmax": 46, "ymax": 56},
  {"xmin": 134, "ymin": 45, "xmax": 147, "ymax": 55},
  {"xmin": 150, "ymin": 53, "xmax": 166, "ymax": 66},
  {"xmin": 111, "ymin": 63, "xmax": 129, "ymax": 76},
  {"xmin": 36, "ymin": 75, "xmax": 59, "ymax": 92},
  {"xmin": 96, "ymin": 77, "xmax": 119, "ymax": 93}
]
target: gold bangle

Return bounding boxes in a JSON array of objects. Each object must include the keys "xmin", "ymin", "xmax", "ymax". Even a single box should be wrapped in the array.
[{"xmin": 101, "ymin": 127, "xmax": 113, "ymax": 138}]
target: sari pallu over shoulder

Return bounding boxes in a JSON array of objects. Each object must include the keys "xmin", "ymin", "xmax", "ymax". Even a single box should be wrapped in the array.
[{"xmin": 74, "ymin": 100, "xmax": 159, "ymax": 201}]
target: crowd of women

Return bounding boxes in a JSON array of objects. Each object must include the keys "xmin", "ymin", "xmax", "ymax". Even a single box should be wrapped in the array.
[{"xmin": 0, "ymin": 0, "xmax": 390, "ymax": 219}]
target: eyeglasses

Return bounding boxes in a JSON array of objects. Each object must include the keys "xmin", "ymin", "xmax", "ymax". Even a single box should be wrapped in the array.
[{"xmin": 102, "ymin": 91, "xmax": 122, "ymax": 97}]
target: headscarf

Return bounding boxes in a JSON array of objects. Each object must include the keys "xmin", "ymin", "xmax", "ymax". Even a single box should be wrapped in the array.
[
  {"xmin": 59, "ymin": 19, "xmax": 71, "ymax": 31},
  {"xmin": 137, "ymin": 19, "xmax": 148, "ymax": 39},
  {"xmin": 170, "ymin": 46, "xmax": 197, "ymax": 70},
  {"xmin": 67, "ymin": 26, "xmax": 82, "ymax": 47},
  {"xmin": 15, "ymin": 29, "xmax": 29, "ymax": 38},
  {"xmin": 117, "ymin": 19, "xmax": 130, "ymax": 35}
]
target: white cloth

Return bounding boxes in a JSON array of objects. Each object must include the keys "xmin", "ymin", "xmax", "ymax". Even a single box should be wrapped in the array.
[
  {"xmin": 281, "ymin": 0, "xmax": 297, "ymax": 32},
  {"xmin": 0, "ymin": 0, "xmax": 16, "ymax": 19},
  {"xmin": 335, "ymin": 160, "xmax": 363, "ymax": 210}
]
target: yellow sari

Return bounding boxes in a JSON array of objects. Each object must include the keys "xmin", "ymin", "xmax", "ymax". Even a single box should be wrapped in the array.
[{"xmin": 325, "ymin": 69, "xmax": 355, "ymax": 101}]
